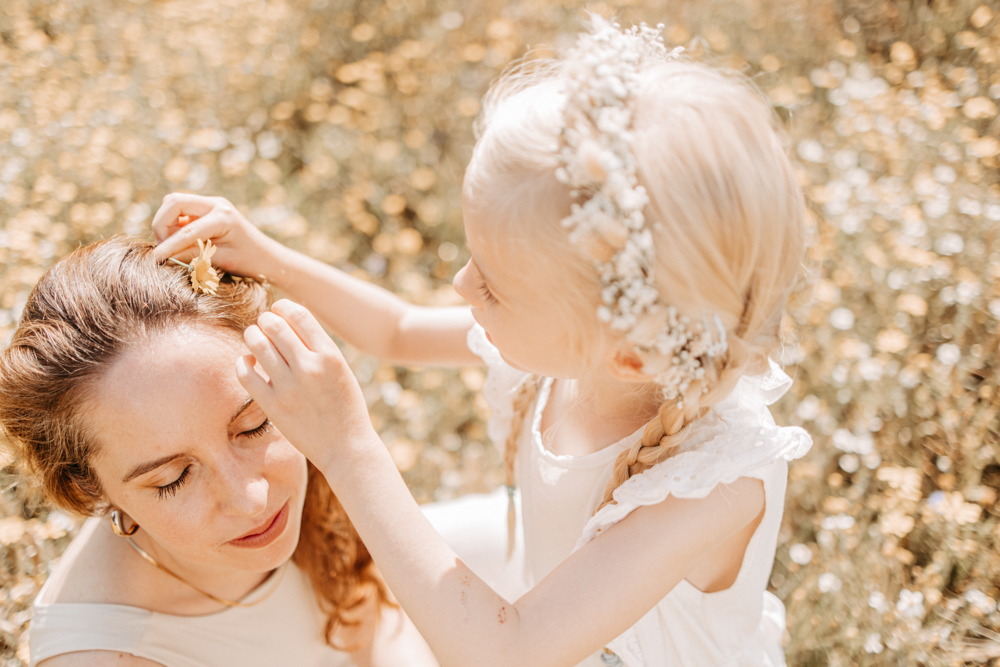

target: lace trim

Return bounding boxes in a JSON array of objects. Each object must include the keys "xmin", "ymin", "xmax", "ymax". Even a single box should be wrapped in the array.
[{"xmin": 575, "ymin": 414, "xmax": 811, "ymax": 548}]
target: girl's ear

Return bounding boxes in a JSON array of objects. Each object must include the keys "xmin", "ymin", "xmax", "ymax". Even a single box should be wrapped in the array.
[{"xmin": 607, "ymin": 347, "xmax": 654, "ymax": 383}]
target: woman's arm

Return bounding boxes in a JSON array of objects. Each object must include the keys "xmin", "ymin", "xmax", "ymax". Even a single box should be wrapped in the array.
[
  {"xmin": 150, "ymin": 193, "xmax": 480, "ymax": 367},
  {"xmin": 238, "ymin": 301, "xmax": 767, "ymax": 667}
]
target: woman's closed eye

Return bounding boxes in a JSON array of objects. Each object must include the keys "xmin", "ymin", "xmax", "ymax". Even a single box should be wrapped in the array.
[
  {"xmin": 156, "ymin": 466, "xmax": 191, "ymax": 500},
  {"xmin": 241, "ymin": 418, "xmax": 272, "ymax": 439},
  {"xmin": 154, "ymin": 420, "xmax": 272, "ymax": 499}
]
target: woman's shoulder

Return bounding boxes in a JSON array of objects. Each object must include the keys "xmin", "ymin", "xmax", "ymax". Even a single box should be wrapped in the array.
[{"xmin": 37, "ymin": 517, "xmax": 141, "ymax": 607}]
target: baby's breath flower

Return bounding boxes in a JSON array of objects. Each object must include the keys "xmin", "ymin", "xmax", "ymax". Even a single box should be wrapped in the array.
[
  {"xmin": 818, "ymin": 572, "xmax": 842, "ymax": 593},
  {"xmin": 864, "ymin": 633, "xmax": 884, "ymax": 654},
  {"xmin": 896, "ymin": 590, "xmax": 925, "ymax": 619},
  {"xmin": 555, "ymin": 17, "xmax": 726, "ymax": 406},
  {"xmin": 789, "ymin": 544, "xmax": 813, "ymax": 565}
]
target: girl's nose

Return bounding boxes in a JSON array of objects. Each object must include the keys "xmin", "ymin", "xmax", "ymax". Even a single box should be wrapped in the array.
[{"xmin": 452, "ymin": 260, "xmax": 476, "ymax": 305}]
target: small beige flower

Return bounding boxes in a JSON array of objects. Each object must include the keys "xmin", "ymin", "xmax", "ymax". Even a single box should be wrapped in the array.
[{"xmin": 189, "ymin": 239, "xmax": 220, "ymax": 295}]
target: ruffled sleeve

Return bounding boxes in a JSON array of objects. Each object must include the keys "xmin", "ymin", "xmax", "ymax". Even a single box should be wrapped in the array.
[
  {"xmin": 466, "ymin": 324, "xmax": 531, "ymax": 455},
  {"xmin": 575, "ymin": 360, "xmax": 812, "ymax": 549}
]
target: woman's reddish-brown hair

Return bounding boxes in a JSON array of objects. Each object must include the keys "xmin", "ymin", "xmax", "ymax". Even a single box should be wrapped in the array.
[{"xmin": 0, "ymin": 236, "xmax": 390, "ymax": 648}]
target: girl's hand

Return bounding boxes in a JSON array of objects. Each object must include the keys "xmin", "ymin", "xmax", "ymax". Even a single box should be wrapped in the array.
[
  {"xmin": 235, "ymin": 299, "xmax": 380, "ymax": 472},
  {"xmin": 151, "ymin": 193, "xmax": 284, "ymax": 280}
]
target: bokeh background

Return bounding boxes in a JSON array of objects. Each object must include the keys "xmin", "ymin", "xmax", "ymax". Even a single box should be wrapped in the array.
[{"xmin": 1, "ymin": 0, "xmax": 1000, "ymax": 664}]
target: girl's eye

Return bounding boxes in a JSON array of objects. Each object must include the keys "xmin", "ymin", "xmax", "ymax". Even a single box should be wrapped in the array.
[
  {"xmin": 479, "ymin": 283, "xmax": 497, "ymax": 305},
  {"xmin": 241, "ymin": 418, "xmax": 272, "ymax": 439},
  {"xmin": 156, "ymin": 466, "xmax": 191, "ymax": 500}
]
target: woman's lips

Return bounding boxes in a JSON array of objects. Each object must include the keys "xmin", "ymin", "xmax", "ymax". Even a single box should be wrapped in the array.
[{"xmin": 228, "ymin": 502, "xmax": 289, "ymax": 549}]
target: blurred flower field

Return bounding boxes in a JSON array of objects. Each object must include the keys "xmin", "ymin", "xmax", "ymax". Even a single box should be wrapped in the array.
[{"xmin": 2, "ymin": 0, "xmax": 1000, "ymax": 664}]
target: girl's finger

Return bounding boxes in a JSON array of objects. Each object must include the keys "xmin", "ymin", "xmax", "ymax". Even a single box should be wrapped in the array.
[
  {"xmin": 243, "ymin": 324, "xmax": 291, "ymax": 381},
  {"xmin": 235, "ymin": 353, "xmax": 272, "ymax": 399},
  {"xmin": 151, "ymin": 193, "xmax": 219, "ymax": 242},
  {"xmin": 270, "ymin": 300, "xmax": 336, "ymax": 355},
  {"xmin": 152, "ymin": 208, "xmax": 232, "ymax": 263},
  {"xmin": 256, "ymin": 311, "xmax": 311, "ymax": 368}
]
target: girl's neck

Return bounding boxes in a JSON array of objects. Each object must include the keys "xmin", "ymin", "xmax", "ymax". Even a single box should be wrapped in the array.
[{"xmin": 540, "ymin": 369, "xmax": 660, "ymax": 457}]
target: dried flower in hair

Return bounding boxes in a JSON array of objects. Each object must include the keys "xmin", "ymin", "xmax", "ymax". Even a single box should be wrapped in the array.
[
  {"xmin": 555, "ymin": 17, "xmax": 728, "ymax": 406},
  {"xmin": 189, "ymin": 239, "xmax": 221, "ymax": 295}
]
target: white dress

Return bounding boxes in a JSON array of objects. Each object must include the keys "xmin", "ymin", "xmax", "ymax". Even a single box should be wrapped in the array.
[{"xmin": 425, "ymin": 325, "xmax": 812, "ymax": 667}]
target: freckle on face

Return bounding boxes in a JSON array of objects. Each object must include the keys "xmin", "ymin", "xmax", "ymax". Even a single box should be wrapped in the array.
[{"xmin": 85, "ymin": 324, "xmax": 307, "ymax": 573}]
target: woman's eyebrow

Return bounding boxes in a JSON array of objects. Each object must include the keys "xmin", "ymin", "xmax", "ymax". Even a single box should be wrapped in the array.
[
  {"xmin": 231, "ymin": 395, "xmax": 255, "ymax": 423},
  {"xmin": 122, "ymin": 453, "xmax": 184, "ymax": 483},
  {"xmin": 121, "ymin": 397, "xmax": 257, "ymax": 484}
]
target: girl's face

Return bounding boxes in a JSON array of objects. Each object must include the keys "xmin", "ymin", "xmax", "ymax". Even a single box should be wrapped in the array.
[
  {"xmin": 86, "ymin": 324, "xmax": 307, "ymax": 576},
  {"xmin": 454, "ymin": 190, "xmax": 596, "ymax": 379}
]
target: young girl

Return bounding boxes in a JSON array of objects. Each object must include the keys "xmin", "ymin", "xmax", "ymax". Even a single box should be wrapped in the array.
[{"xmin": 152, "ymin": 18, "xmax": 811, "ymax": 666}]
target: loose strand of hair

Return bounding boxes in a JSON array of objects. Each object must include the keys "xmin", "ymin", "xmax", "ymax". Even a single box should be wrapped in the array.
[{"xmin": 503, "ymin": 374, "xmax": 542, "ymax": 556}]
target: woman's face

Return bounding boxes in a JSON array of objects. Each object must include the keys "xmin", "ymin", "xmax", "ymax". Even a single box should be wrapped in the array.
[{"xmin": 85, "ymin": 323, "xmax": 307, "ymax": 576}]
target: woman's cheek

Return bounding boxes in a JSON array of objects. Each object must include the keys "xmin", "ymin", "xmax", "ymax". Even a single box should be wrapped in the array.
[
  {"xmin": 129, "ymin": 490, "xmax": 219, "ymax": 557},
  {"xmin": 265, "ymin": 438, "xmax": 309, "ymax": 496}
]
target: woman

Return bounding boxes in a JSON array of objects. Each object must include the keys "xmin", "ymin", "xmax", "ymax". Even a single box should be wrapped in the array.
[{"xmin": 0, "ymin": 237, "xmax": 438, "ymax": 667}]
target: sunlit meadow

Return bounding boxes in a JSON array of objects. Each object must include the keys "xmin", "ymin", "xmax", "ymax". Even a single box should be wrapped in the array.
[{"xmin": 1, "ymin": 0, "xmax": 999, "ymax": 664}]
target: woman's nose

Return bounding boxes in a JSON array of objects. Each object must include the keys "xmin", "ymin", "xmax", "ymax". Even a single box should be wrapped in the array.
[{"xmin": 216, "ymin": 463, "xmax": 269, "ymax": 518}]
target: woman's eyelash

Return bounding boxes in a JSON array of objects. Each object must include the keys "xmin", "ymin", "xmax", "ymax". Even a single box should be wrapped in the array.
[
  {"xmin": 479, "ymin": 283, "xmax": 497, "ymax": 304},
  {"xmin": 242, "ymin": 418, "xmax": 272, "ymax": 439},
  {"xmin": 153, "ymin": 420, "xmax": 271, "ymax": 500},
  {"xmin": 156, "ymin": 466, "xmax": 191, "ymax": 500}
]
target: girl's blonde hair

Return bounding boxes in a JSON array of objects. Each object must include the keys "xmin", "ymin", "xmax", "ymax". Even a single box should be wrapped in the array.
[
  {"xmin": 0, "ymin": 237, "xmax": 391, "ymax": 649},
  {"xmin": 466, "ymin": 56, "xmax": 805, "ymax": 516}
]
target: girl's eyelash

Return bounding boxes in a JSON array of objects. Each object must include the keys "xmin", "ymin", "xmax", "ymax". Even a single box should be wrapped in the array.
[
  {"xmin": 242, "ymin": 418, "xmax": 272, "ymax": 439},
  {"xmin": 479, "ymin": 283, "xmax": 497, "ymax": 305},
  {"xmin": 156, "ymin": 466, "xmax": 191, "ymax": 500}
]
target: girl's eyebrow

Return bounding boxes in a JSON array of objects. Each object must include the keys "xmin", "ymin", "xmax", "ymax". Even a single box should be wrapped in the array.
[{"xmin": 121, "ymin": 396, "xmax": 256, "ymax": 483}]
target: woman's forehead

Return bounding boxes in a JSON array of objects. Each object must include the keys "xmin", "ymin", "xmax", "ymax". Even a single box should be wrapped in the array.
[{"xmin": 87, "ymin": 326, "xmax": 247, "ymax": 458}]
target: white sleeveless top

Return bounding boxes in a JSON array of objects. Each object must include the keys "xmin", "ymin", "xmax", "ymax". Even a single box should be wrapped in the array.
[
  {"xmin": 467, "ymin": 324, "xmax": 812, "ymax": 667},
  {"xmin": 29, "ymin": 536, "xmax": 353, "ymax": 667}
]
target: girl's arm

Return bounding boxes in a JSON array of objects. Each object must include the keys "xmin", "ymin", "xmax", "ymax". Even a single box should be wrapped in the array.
[
  {"xmin": 239, "ymin": 301, "xmax": 767, "ymax": 667},
  {"xmin": 351, "ymin": 605, "xmax": 440, "ymax": 667},
  {"xmin": 150, "ymin": 193, "xmax": 480, "ymax": 367}
]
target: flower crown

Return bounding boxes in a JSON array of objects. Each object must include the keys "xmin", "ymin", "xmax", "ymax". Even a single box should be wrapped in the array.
[{"xmin": 554, "ymin": 17, "xmax": 728, "ymax": 405}]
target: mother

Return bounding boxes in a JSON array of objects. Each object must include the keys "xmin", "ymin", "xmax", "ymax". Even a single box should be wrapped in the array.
[{"xmin": 0, "ymin": 237, "xmax": 437, "ymax": 667}]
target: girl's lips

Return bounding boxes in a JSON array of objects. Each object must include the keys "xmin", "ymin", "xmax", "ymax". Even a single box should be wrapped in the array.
[{"xmin": 228, "ymin": 502, "xmax": 289, "ymax": 549}]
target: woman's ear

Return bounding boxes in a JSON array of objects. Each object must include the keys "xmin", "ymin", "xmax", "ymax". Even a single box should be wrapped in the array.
[{"xmin": 607, "ymin": 347, "xmax": 654, "ymax": 383}]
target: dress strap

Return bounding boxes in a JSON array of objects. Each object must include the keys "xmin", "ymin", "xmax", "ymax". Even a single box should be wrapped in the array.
[{"xmin": 29, "ymin": 602, "xmax": 150, "ymax": 667}]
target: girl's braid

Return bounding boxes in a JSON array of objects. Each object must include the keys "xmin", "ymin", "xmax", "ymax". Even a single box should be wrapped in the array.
[
  {"xmin": 504, "ymin": 374, "xmax": 542, "ymax": 556},
  {"xmin": 596, "ymin": 339, "xmax": 753, "ymax": 513}
]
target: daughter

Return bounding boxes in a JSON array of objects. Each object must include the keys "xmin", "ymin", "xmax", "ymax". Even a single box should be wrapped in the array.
[{"xmin": 153, "ymin": 18, "xmax": 811, "ymax": 666}]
